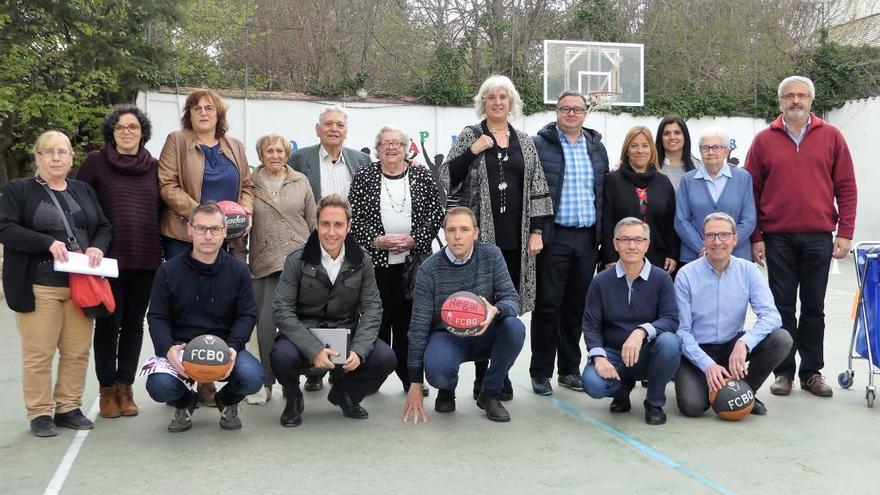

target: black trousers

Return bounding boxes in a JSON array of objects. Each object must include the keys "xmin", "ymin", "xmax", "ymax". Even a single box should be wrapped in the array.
[
  {"xmin": 270, "ymin": 337, "xmax": 396, "ymax": 404},
  {"xmin": 93, "ymin": 269, "xmax": 155, "ymax": 387},
  {"xmin": 764, "ymin": 233, "xmax": 833, "ymax": 380},
  {"xmin": 674, "ymin": 329, "xmax": 793, "ymax": 416},
  {"xmin": 473, "ymin": 248, "xmax": 520, "ymax": 386},
  {"xmin": 375, "ymin": 263, "xmax": 413, "ymax": 388},
  {"xmin": 530, "ymin": 226, "xmax": 597, "ymax": 378}
]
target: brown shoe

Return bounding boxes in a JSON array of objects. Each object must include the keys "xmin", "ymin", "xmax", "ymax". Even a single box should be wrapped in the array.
[
  {"xmin": 801, "ymin": 374, "xmax": 833, "ymax": 397},
  {"xmin": 769, "ymin": 375, "xmax": 792, "ymax": 396},
  {"xmin": 198, "ymin": 382, "xmax": 217, "ymax": 407},
  {"xmin": 99, "ymin": 386, "xmax": 121, "ymax": 418},
  {"xmin": 115, "ymin": 383, "xmax": 139, "ymax": 416}
]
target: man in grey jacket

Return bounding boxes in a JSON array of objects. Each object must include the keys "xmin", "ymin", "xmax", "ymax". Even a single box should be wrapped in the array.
[{"xmin": 271, "ymin": 195, "xmax": 395, "ymax": 427}]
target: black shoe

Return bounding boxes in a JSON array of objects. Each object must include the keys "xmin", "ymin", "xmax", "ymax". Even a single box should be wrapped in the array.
[
  {"xmin": 435, "ymin": 388, "xmax": 456, "ymax": 413},
  {"xmin": 643, "ymin": 400, "xmax": 667, "ymax": 425},
  {"xmin": 558, "ymin": 374, "xmax": 584, "ymax": 391},
  {"xmin": 280, "ymin": 396, "xmax": 304, "ymax": 427},
  {"xmin": 476, "ymin": 391, "xmax": 511, "ymax": 422},
  {"xmin": 218, "ymin": 402, "xmax": 242, "ymax": 430},
  {"xmin": 30, "ymin": 415, "xmax": 57, "ymax": 437},
  {"xmin": 168, "ymin": 394, "xmax": 197, "ymax": 433},
  {"xmin": 531, "ymin": 377, "xmax": 553, "ymax": 396},
  {"xmin": 305, "ymin": 375, "xmax": 323, "ymax": 392},
  {"xmin": 53, "ymin": 408, "xmax": 94, "ymax": 430},
  {"xmin": 327, "ymin": 387, "xmax": 369, "ymax": 419},
  {"xmin": 610, "ymin": 396, "xmax": 632, "ymax": 413},
  {"xmin": 750, "ymin": 398, "xmax": 767, "ymax": 416}
]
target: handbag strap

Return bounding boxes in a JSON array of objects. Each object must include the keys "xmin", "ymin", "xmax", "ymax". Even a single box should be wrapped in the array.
[{"xmin": 36, "ymin": 178, "xmax": 82, "ymax": 251}]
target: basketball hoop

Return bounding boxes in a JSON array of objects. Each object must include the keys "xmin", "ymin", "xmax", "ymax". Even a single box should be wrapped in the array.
[{"xmin": 588, "ymin": 91, "xmax": 618, "ymax": 112}]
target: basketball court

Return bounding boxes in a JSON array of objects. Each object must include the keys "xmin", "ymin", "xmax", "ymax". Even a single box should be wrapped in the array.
[{"xmin": 1, "ymin": 259, "xmax": 878, "ymax": 495}]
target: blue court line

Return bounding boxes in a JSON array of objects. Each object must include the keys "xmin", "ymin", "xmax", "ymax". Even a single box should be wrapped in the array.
[{"xmin": 513, "ymin": 379, "xmax": 735, "ymax": 495}]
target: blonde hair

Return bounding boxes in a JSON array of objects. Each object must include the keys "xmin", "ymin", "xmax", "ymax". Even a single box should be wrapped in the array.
[
  {"xmin": 32, "ymin": 130, "xmax": 73, "ymax": 156},
  {"xmin": 256, "ymin": 132, "xmax": 292, "ymax": 162},
  {"xmin": 619, "ymin": 126, "xmax": 659, "ymax": 170}
]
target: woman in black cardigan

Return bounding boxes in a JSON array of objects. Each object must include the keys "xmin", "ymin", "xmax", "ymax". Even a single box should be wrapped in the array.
[
  {"xmin": 601, "ymin": 126, "xmax": 679, "ymax": 272},
  {"xmin": 349, "ymin": 125, "xmax": 444, "ymax": 393},
  {"xmin": 0, "ymin": 131, "xmax": 112, "ymax": 437}
]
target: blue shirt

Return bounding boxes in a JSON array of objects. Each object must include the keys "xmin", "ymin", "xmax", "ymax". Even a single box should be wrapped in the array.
[
  {"xmin": 444, "ymin": 246, "xmax": 473, "ymax": 265},
  {"xmin": 555, "ymin": 129, "xmax": 595, "ymax": 228},
  {"xmin": 692, "ymin": 163, "xmax": 732, "ymax": 203},
  {"xmin": 783, "ymin": 115, "xmax": 811, "ymax": 146},
  {"xmin": 674, "ymin": 256, "xmax": 782, "ymax": 372},
  {"xmin": 200, "ymin": 144, "xmax": 241, "ymax": 203}
]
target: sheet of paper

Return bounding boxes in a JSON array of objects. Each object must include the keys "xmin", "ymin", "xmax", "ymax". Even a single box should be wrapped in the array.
[{"xmin": 53, "ymin": 251, "xmax": 119, "ymax": 278}]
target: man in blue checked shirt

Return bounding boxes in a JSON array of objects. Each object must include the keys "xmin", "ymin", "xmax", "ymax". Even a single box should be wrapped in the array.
[
  {"xmin": 674, "ymin": 212, "xmax": 792, "ymax": 417},
  {"xmin": 529, "ymin": 91, "xmax": 609, "ymax": 396}
]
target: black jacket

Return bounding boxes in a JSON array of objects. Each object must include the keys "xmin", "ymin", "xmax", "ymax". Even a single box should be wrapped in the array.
[
  {"xmin": 273, "ymin": 232, "xmax": 382, "ymax": 361},
  {"xmin": 0, "ymin": 178, "xmax": 112, "ymax": 312},
  {"xmin": 532, "ymin": 122, "xmax": 609, "ymax": 245}
]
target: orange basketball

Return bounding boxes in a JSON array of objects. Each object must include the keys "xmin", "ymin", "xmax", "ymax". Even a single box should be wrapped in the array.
[
  {"xmin": 182, "ymin": 334, "xmax": 232, "ymax": 382},
  {"xmin": 709, "ymin": 379, "xmax": 754, "ymax": 421}
]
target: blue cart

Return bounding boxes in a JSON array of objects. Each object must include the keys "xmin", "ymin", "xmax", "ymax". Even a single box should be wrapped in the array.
[{"xmin": 838, "ymin": 242, "xmax": 880, "ymax": 407}]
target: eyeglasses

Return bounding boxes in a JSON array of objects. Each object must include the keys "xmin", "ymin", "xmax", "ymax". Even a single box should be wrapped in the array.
[
  {"xmin": 379, "ymin": 141, "xmax": 404, "ymax": 149},
  {"xmin": 190, "ymin": 104, "xmax": 216, "ymax": 114},
  {"xmin": 114, "ymin": 124, "xmax": 141, "ymax": 134},
  {"xmin": 615, "ymin": 236, "xmax": 648, "ymax": 245},
  {"xmin": 699, "ymin": 144, "xmax": 727, "ymax": 152},
  {"xmin": 704, "ymin": 232, "xmax": 734, "ymax": 242},
  {"xmin": 190, "ymin": 224, "xmax": 226, "ymax": 236},
  {"xmin": 781, "ymin": 92, "xmax": 810, "ymax": 101},
  {"xmin": 36, "ymin": 148, "xmax": 72, "ymax": 158},
  {"xmin": 557, "ymin": 106, "xmax": 587, "ymax": 115}
]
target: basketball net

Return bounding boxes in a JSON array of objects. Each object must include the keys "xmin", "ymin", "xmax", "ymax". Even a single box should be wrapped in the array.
[{"xmin": 588, "ymin": 91, "xmax": 618, "ymax": 112}]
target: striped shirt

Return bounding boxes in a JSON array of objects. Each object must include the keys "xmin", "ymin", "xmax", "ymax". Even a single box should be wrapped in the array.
[{"xmin": 555, "ymin": 129, "xmax": 595, "ymax": 227}]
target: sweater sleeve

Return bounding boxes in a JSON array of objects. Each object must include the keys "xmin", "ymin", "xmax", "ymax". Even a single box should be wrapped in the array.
[
  {"xmin": 83, "ymin": 182, "xmax": 112, "ymax": 254},
  {"xmin": 226, "ymin": 262, "xmax": 257, "ymax": 352},
  {"xmin": 831, "ymin": 130, "xmax": 858, "ymax": 239},
  {"xmin": 674, "ymin": 176, "xmax": 704, "ymax": 257},
  {"xmin": 582, "ymin": 278, "xmax": 606, "ymax": 358},
  {"xmin": 147, "ymin": 266, "xmax": 176, "ymax": 357},
  {"xmin": 735, "ymin": 172, "xmax": 757, "ymax": 248},
  {"xmin": 651, "ymin": 270, "xmax": 679, "ymax": 334},
  {"xmin": 407, "ymin": 262, "xmax": 436, "ymax": 383}
]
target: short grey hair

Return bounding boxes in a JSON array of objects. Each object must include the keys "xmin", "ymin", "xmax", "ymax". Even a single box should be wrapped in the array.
[
  {"xmin": 374, "ymin": 125, "xmax": 409, "ymax": 152},
  {"xmin": 703, "ymin": 212, "xmax": 736, "ymax": 233},
  {"xmin": 473, "ymin": 75, "xmax": 523, "ymax": 120},
  {"xmin": 557, "ymin": 91, "xmax": 588, "ymax": 107},
  {"xmin": 614, "ymin": 217, "xmax": 650, "ymax": 239},
  {"xmin": 318, "ymin": 104, "xmax": 349, "ymax": 123},
  {"xmin": 777, "ymin": 76, "xmax": 815, "ymax": 100},
  {"xmin": 699, "ymin": 126, "xmax": 730, "ymax": 147},
  {"xmin": 255, "ymin": 131, "xmax": 292, "ymax": 161}
]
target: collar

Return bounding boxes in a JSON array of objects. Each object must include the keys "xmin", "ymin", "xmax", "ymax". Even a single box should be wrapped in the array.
[
  {"xmin": 699, "ymin": 253, "xmax": 734, "ymax": 275},
  {"xmin": 615, "ymin": 259, "xmax": 651, "ymax": 281},
  {"xmin": 556, "ymin": 128, "xmax": 585, "ymax": 146},
  {"xmin": 320, "ymin": 242, "xmax": 345, "ymax": 264},
  {"xmin": 782, "ymin": 114, "xmax": 812, "ymax": 133},
  {"xmin": 319, "ymin": 145, "xmax": 345, "ymax": 164},
  {"xmin": 445, "ymin": 245, "xmax": 474, "ymax": 264},
  {"xmin": 694, "ymin": 162, "xmax": 732, "ymax": 180}
]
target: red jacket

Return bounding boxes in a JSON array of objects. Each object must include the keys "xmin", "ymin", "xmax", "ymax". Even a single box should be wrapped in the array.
[{"xmin": 745, "ymin": 113, "xmax": 857, "ymax": 242}]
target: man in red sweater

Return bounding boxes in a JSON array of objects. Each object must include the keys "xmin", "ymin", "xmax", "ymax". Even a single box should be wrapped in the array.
[{"xmin": 745, "ymin": 75, "xmax": 858, "ymax": 398}]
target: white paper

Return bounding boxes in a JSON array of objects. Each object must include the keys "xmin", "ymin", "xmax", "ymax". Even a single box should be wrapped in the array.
[{"xmin": 53, "ymin": 251, "xmax": 119, "ymax": 278}]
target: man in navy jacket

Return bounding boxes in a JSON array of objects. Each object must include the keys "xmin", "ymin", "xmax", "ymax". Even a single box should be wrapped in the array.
[
  {"xmin": 581, "ymin": 217, "xmax": 680, "ymax": 425},
  {"xmin": 530, "ymin": 91, "xmax": 609, "ymax": 396}
]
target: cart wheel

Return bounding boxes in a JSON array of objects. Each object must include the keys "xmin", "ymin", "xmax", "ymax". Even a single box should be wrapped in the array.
[
  {"xmin": 838, "ymin": 371, "xmax": 854, "ymax": 389},
  {"xmin": 867, "ymin": 389, "xmax": 875, "ymax": 408}
]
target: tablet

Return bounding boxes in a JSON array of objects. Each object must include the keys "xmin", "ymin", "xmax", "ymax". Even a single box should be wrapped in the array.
[{"xmin": 308, "ymin": 328, "xmax": 350, "ymax": 365}]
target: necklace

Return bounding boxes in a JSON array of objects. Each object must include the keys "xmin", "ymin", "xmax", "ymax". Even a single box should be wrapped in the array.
[
  {"xmin": 382, "ymin": 172, "xmax": 409, "ymax": 213},
  {"xmin": 494, "ymin": 145, "xmax": 509, "ymax": 213}
]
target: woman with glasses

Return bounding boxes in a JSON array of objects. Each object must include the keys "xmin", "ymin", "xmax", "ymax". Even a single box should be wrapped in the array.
[
  {"xmin": 440, "ymin": 75, "xmax": 553, "ymax": 402},
  {"xmin": 674, "ymin": 127, "xmax": 756, "ymax": 263},
  {"xmin": 0, "ymin": 131, "xmax": 112, "ymax": 437},
  {"xmin": 349, "ymin": 125, "xmax": 444, "ymax": 394},
  {"xmin": 601, "ymin": 126, "xmax": 678, "ymax": 272},
  {"xmin": 655, "ymin": 116, "xmax": 701, "ymax": 191},
  {"xmin": 246, "ymin": 132, "xmax": 316, "ymax": 405},
  {"xmin": 77, "ymin": 106, "xmax": 160, "ymax": 419},
  {"xmin": 157, "ymin": 88, "xmax": 254, "ymax": 406}
]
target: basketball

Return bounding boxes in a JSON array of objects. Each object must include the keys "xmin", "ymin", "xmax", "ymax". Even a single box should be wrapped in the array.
[
  {"xmin": 182, "ymin": 334, "xmax": 232, "ymax": 382},
  {"xmin": 441, "ymin": 291, "xmax": 487, "ymax": 337},
  {"xmin": 216, "ymin": 200, "xmax": 249, "ymax": 239},
  {"xmin": 709, "ymin": 379, "xmax": 754, "ymax": 421}
]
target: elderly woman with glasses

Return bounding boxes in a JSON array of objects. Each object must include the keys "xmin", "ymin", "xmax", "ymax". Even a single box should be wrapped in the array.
[
  {"xmin": 349, "ymin": 125, "xmax": 444, "ymax": 394},
  {"xmin": 674, "ymin": 127, "xmax": 756, "ymax": 263},
  {"xmin": 0, "ymin": 131, "xmax": 112, "ymax": 437},
  {"xmin": 440, "ymin": 74, "xmax": 553, "ymax": 402},
  {"xmin": 77, "ymin": 105, "xmax": 160, "ymax": 419}
]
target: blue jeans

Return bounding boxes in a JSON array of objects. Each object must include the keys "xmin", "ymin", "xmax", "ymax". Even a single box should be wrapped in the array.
[
  {"xmin": 161, "ymin": 236, "xmax": 191, "ymax": 261},
  {"xmin": 582, "ymin": 332, "xmax": 680, "ymax": 407},
  {"xmin": 425, "ymin": 316, "xmax": 525, "ymax": 395},
  {"xmin": 146, "ymin": 349, "xmax": 264, "ymax": 408}
]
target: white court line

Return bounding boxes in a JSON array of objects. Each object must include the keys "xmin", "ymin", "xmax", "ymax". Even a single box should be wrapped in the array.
[{"xmin": 43, "ymin": 398, "xmax": 100, "ymax": 495}]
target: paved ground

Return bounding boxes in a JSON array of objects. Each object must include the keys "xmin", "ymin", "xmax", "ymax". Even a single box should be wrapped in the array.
[{"xmin": 2, "ymin": 258, "xmax": 878, "ymax": 495}]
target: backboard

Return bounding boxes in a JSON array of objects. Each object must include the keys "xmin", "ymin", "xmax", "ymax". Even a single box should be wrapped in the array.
[{"xmin": 543, "ymin": 40, "xmax": 644, "ymax": 107}]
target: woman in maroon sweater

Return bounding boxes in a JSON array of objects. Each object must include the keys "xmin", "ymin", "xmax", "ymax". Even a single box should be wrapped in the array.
[{"xmin": 78, "ymin": 105, "xmax": 161, "ymax": 419}]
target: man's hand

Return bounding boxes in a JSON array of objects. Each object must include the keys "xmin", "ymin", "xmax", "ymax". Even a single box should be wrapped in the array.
[
  {"xmin": 49, "ymin": 240, "xmax": 69, "ymax": 263},
  {"xmin": 220, "ymin": 348, "xmax": 237, "ymax": 380},
  {"xmin": 833, "ymin": 236, "xmax": 851, "ymax": 259},
  {"xmin": 312, "ymin": 348, "xmax": 339, "ymax": 369},
  {"xmin": 84, "ymin": 247, "xmax": 104, "ymax": 268},
  {"xmin": 473, "ymin": 296, "xmax": 499, "ymax": 336},
  {"xmin": 621, "ymin": 328, "xmax": 647, "ymax": 367},
  {"xmin": 752, "ymin": 241, "xmax": 766, "ymax": 267},
  {"xmin": 166, "ymin": 344, "xmax": 190, "ymax": 379},
  {"xmin": 470, "ymin": 135, "xmax": 494, "ymax": 155},
  {"xmin": 527, "ymin": 232, "xmax": 543, "ymax": 257},
  {"xmin": 593, "ymin": 356, "xmax": 620, "ymax": 380},
  {"xmin": 403, "ymin": 383, "xmax": 428, "ymax": 424},
  {"xmin": 663, "ymin": 258, "xmax": 677, "ymax": 273},
  {"xmin": 342, "ymin": 351, "xmax": 362, "ymax": 372},
  {"xmin": 728, "ymin": 341, "xmax": 749, "ymax": 380},
  {"xmin": 706, "ymin": 364, "xmax": 732, "ymax": 392}
]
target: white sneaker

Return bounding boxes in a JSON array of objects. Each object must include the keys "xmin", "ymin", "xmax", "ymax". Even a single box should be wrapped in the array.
[{"xmin": 246, "ymin": 386, "xmax": 268, "ymax": 405}]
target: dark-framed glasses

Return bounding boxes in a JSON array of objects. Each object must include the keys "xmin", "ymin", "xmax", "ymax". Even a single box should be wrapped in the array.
[
  {"xmin": 704, "ymin": 232, "xmax": 733, "ymax": 242},
  {"xmin": 699, "ymin": 144, "xmax": 727, "ymax": 153},
  {"xmin": 380, "ymin": 141, "xmax": 404, "ymax": 149},
  {"xmin": 190, "ymin": 104, "xmax": 216, "ymax": 114},
  {"xmin": 557, "ymin": 106, "xmax": 587, "ymax": 115},
  {"xmin": 190, "ymin": 224, "xmax": 225, "ymax": 236},
  {"xmin": 615, "ymin": 236, "xmax": 648, "ymax": 245},
  {"xmin": 114, "ymin": 124, "xmax": 141, "ymax": 134}
]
